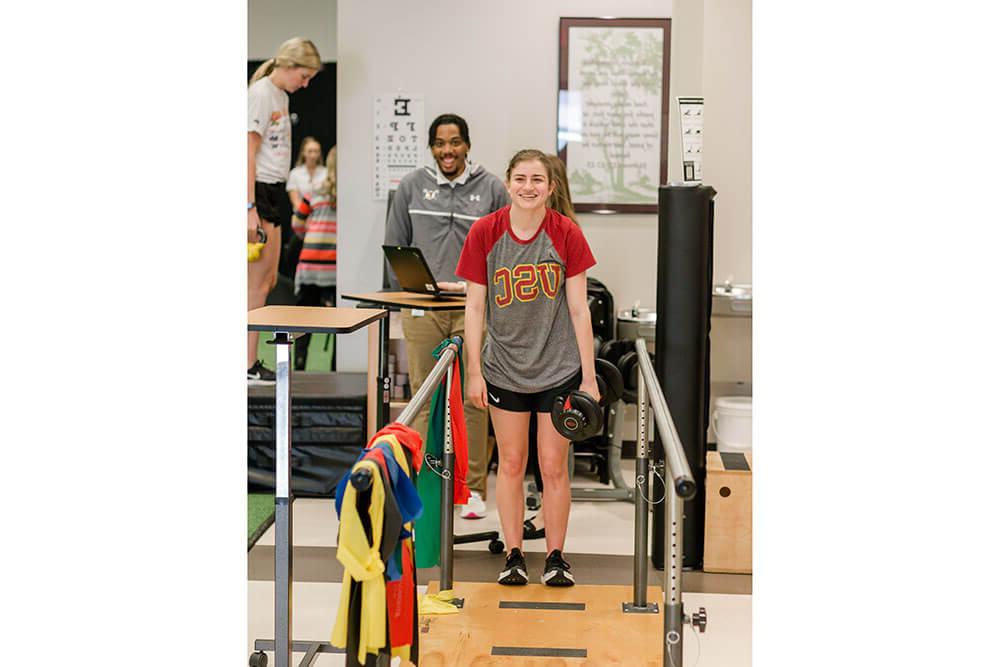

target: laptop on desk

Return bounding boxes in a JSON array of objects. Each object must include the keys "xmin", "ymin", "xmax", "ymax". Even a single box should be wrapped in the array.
[{"xmin": 382, "ymin": 245, "xmax": 465, "ymax": 299}]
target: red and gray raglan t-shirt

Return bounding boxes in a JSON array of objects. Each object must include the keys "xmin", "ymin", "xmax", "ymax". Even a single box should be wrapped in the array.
[{"xmin": 456, "ymin": 206, "xmax": 596, "ymax": 393}]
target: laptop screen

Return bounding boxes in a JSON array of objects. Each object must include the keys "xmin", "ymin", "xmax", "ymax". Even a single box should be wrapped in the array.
[{"xmin": 382, "ymin": 246, "xmax": 464, "ymax": 297}]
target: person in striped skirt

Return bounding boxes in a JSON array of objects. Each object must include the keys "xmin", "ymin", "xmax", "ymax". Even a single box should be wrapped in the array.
[{"xmin": 291, "ymin": 146, "xmax": 338, "ymax": 370}]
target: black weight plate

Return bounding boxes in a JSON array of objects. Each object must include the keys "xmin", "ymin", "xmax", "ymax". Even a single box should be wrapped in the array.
[
  {"xmin": 617, "ymin": 351, "xmax": 639, "ymax": 403},
  {"xmin": 595, "ymin": 358, "xmax": 623, "ymax": 404}
]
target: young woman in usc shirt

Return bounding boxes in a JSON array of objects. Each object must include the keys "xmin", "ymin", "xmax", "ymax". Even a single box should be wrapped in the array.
[{"xmin": 456, "ymin": 149, "xmax": 599, "ymax": 587}]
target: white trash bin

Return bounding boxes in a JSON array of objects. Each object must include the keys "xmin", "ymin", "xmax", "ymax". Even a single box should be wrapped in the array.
[{"xmin": 713, "ymin": 396, "xmax": 752, "ymax": 453}]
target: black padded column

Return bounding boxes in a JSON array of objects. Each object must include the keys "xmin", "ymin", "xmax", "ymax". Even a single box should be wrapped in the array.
[{"xmin": 651, "ymin": 184, "xmax": 716, "ymax": 569}]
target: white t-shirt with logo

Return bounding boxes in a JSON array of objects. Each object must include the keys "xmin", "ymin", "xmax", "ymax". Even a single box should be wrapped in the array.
[
  {"xmin": 286, "ymin": 165, "xmax": 328, "ymax": 199},
  {"xmin": 248, "ymin": 77, "xmax": 291, "ymax": 184}
]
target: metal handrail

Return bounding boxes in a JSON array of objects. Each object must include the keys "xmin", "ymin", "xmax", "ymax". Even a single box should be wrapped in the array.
[
  {"xmin": 348, "ymin": 335, "xmax": 464, "ymax": 591},
  {"xmin": 350, "ymin": 337, "xmax": 461, "ymax": 490},
  {"xmin": 397, "ymin": 339, "xmax": 460, "ymax": 427},
  {"xmin": 635, "ymin": 338, "xmax": 696, "ymax": 496},
  {"xmin": 631, "ymin": 337, "xmax": 703, "ymax": 667}
]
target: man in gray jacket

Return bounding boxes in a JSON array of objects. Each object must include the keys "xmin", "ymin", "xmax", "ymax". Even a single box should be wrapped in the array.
[{"xmin": 385, "ymin": 113, "xmax": 509, "ymax": 518}]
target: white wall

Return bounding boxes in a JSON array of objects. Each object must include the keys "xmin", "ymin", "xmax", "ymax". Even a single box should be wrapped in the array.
[
  {"xmin": 248, "ymin": 0, "xmax": 336, "ymax": 62},
  {"xmin": 336, "ymin": 0, "xmax": 750, "ymax": 377},
  {"xmin": 703, "ymin": 0, "xmax": 751, "ymax": 285}
]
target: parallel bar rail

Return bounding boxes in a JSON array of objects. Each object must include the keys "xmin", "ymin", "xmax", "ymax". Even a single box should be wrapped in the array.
[
  {"xmin": 396, "ymin": 340, "xmax": 458, "ymax": 427},
  {"xmin": 439, "ymin": 360, "xmax": 456, "ymax": 590},
  {"xmin": 634, "ymin": 376, "xmax": 649, "ymax": 602},
  {"xmin": 309, "ymin": 334, "xmax": 705, "ymax": 667},
  {"xmin": 635, "ymin": 338, "xmax": 695, "ymax": 496},
  {"xmin": 623, "ymin": 370, "xmax": 655, "ymax": 613},
  {"xmin": 350, "ymin": 339, "xmax": 459, "ymax": 491},
  {"xmin": 397, "ymin": 338, "xmax": 461, "ymax": 591},
  {"xmin": 630, "ymin": 337, "xmax": 701, "ymax": 667},
  {"xmin": 349, "ymin": 337, "xmax": 462, "ymax": 592}
]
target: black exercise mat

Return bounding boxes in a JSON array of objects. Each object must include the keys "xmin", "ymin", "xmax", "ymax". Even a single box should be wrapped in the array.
[{"xmin": 249, "ymin": 372, "xmax": 368, "ymax": 497}]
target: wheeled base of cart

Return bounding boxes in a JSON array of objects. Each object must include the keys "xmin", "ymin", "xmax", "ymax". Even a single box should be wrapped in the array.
[{"xmin": 249, "ymin": 640, "xmax": 345, "ymax": 667}]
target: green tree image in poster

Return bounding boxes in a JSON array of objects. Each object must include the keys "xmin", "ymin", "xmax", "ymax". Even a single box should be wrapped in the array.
[{"xmin": 567, "ymin": 27, "xmax": 664, "ymax": 205}]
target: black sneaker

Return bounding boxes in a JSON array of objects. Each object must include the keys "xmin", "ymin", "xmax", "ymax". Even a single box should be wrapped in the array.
[
  {"xmin": 498, "ymin": 548, "xmax": 528, "ymax": 585},
  {"xmin": 247, "ymin": 360, "xmax": 276, "ymax": 385},
  {"xmin": 542, "ymin": 549, "xmax": 575, "ymax": 587}
]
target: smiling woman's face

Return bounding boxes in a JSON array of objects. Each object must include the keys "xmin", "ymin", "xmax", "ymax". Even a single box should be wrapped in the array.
[{"xmin": 506, "ymin": 159, "xmax": 553, "ymax": 212}]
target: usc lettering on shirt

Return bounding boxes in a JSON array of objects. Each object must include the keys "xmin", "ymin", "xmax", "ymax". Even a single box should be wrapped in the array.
[
  {"xmin": 456, "ymin": 206, "xmax": 596, "ymax": 394},
  {"xmin": 493, "ymin": 262, "xmax": 563, "ymax": 307}
]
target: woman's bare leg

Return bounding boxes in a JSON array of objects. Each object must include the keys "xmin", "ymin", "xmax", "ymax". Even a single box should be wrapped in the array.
[
  {"xmin": 489, "ymin": 406, "xmax": 531, "ymax": 552},
  {"xmin": 536, "ymin": 411, "xmax": 572, "ymax": 553}
]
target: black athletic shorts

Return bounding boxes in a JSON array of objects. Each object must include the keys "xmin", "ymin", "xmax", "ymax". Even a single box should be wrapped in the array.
[
  {"xmin": 254, "ymin": 181, "xmax": 286, "ymax": 227},
  {"xmin": 485, "ymin": 370, "xmax": 582, "ymax": 413}
]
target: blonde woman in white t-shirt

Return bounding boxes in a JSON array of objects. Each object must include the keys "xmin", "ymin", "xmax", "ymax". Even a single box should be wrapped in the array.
[{"xmin": 247, "ymin": 37, "xmax": 322, "ymax": 384}]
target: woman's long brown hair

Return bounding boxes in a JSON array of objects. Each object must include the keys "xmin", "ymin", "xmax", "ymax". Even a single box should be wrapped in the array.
[{"xmin": 544, "ymin": 154, "xmax": 577, "ymax": 224}]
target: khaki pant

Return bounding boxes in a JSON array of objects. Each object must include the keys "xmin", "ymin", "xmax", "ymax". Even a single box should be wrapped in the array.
[{"xmin": 401, "ymin": 309, "xmax": 492, "ymax": 497}]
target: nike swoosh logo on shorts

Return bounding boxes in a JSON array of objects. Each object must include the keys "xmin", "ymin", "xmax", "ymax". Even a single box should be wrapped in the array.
[{"xmin": 489, "ymin": 392, "xmax": 500, "ymax": 404}]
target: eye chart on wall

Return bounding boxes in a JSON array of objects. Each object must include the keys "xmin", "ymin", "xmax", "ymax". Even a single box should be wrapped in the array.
[
  {"xmin": 677, "ymin": 96, "xmax": 704, "ymax": 182},
  {"xmin": 373, "ymin": 93, "xmax": 425, "ymax": 200}
]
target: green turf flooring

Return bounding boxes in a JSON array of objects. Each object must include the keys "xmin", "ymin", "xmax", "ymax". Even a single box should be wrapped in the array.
[
  {"xmin": 248, "ymin": 493, "xmax": 275, "ymax": 548},
  {"xmin": 255, "ymin": 332, "xmax": 336, "ymax": 372}
]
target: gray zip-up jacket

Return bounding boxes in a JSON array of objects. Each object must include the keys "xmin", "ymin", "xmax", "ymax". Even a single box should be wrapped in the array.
[{"xmin": 384, "ymin": 162, "xmax": 509, "ymax": 287}]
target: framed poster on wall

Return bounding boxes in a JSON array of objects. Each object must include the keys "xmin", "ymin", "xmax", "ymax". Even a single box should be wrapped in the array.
[{"xmin": 557, "ymin": 17, "xmax": 671, "ymax": 213}]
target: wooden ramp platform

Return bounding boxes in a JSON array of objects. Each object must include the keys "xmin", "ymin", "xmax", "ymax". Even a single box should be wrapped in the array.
[{"xmin": 419, "ymin": 581, "xmax": 664, "ymax": 666}]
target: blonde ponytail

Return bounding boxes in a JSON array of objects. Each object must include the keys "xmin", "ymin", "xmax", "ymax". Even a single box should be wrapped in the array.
[
  {"xmin": 249, "ymin": 37, "xmax": 322, "ymax": 86},
  {"xmin": 249, "ymin": 58, "xmax": 277, "ymax": 86},
  {"xmin": 319, "ymin": 147, "xmax": 337, "ymax": 199}
]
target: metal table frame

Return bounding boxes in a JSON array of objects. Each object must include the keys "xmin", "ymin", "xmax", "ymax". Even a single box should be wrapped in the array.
[{"xmin": 248, "ymin": 306, "xmax": 386, "ymax": 667}]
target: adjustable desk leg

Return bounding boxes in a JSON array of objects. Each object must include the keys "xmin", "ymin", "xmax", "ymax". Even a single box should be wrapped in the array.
[
  {"xmin": 379, "ymin": 314, "xmax": 389, "ymax": 429},
  {"xmin": 366, "ymin": 324, "xmax": 380, "ymax": 440},
  {"xmin": 353, "ymin": 302, "xmax": 391, "ymax": 432},
  {"xmin": 272, "ymin": 332, "xmax": 293, "ymax": 667}
]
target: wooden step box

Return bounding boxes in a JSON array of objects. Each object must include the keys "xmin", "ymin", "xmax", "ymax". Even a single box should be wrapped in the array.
[{"xmin": 703, "ymin": 450, "xmax": 752, "ymax": 574}]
